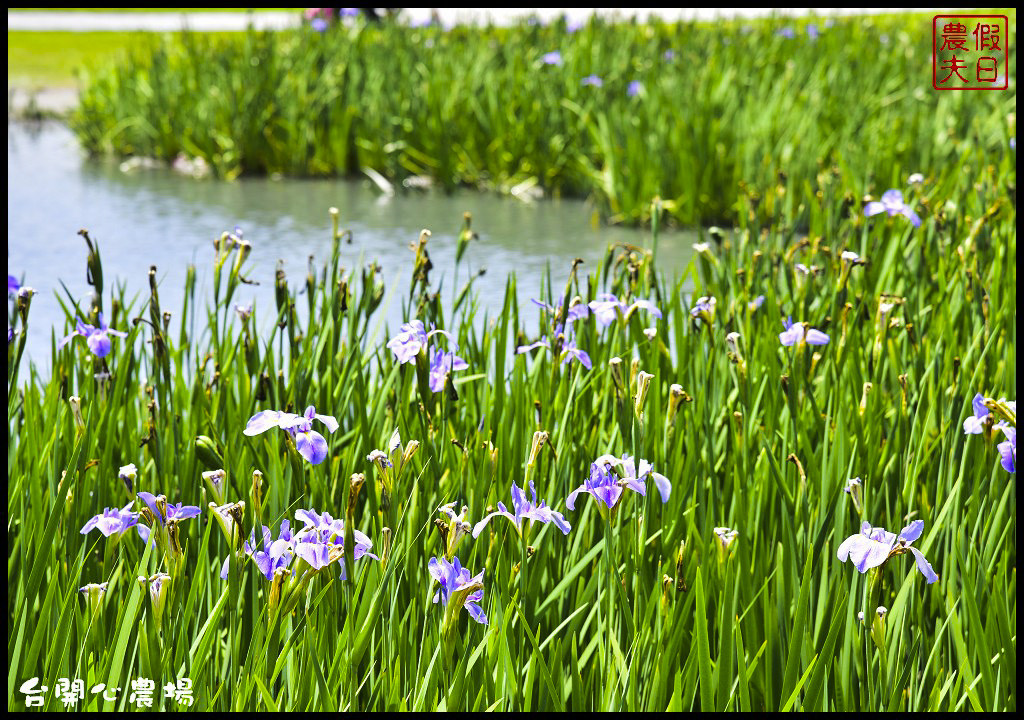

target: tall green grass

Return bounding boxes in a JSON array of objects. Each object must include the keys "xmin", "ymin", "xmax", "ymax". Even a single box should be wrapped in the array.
[
  {"xmin": 7, "ymin": 130, "xmax": 1016, "ymax": 710},
  {"xmin": 71, "ymin": 13, "xmax": 1015, "ymax": 226}
]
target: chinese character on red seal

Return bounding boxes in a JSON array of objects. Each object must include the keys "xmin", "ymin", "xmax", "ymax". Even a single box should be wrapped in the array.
[{"xmin": 933, "ymin": 15, "xmax": 1009, "ymax": 90}]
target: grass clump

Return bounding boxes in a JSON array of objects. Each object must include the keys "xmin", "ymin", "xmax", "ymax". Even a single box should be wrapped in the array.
[{"xmin": 71, "ymin": 13, "xmax": 1014, "ymax": 225}]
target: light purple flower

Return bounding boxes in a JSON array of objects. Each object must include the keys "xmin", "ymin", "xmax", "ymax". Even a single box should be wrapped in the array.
[
  {"xmin": 244, "ymin": 405, "xmax": 339, "ymax": 465},
  {"xmin": 515, "ymin": 334, "xmax": 592, "ymax": 370},
  {"xmin": 311, "ymin": 17, "xmax": 328, "ymax": 32},
  {"xmin": 806, "ymin": 24, "xmax": 820, "ymax": 40},
  {"xmin": 962, "ymin": 392, "xmax": 990, "ymax": 434},
  {"xmin": 663, "ymin": 50, "xmax": 676, "ymax": 60},
  {"xmin": 58, "ymin": 314, "xmax": 128, "ymax": 358},
  {"xmin": 428, "ymin": 556, "xmax": 487, "ymax": 625},
  {"xmin": 386, "ymin": 320, "xmax": 429, "ymax": 364},
  {"xmin": 566, "ymin": 453, "xmax": 670, "ymax": 511},
  {"xmin": 81, "ymin": 503, "xmax": 139, "ymax": 537},
  {"xmin": 864, "ymin": 190, "xmax": 921, "ymax": 227},
  {"xmin": 582, "ymin": 74, "xmax": 603, "ymax": 87},
  {"xmin": 588, "ymin": 293, "xmax": 661, "ymax": 328},
  {"xmin": 428, "ymin": 348, "xmax": 469, "ymax": 393},
  {"xmin": 472, "ymin": 480, "xmax": 571, "ymax": 538},
  {"xmin": 221, "ymin": 523, "xmax": 290, "ymax": 580},
  {"xmin": 690, "ymin": 296, "xmax": 716, "ymax": 321},
  {"xmin": 293, "ymin": 508, "xmax": 377, "ymax": 577},
  {"xmin": 530, "ymin": 297, "xmax": 589, "ymax": 323},
  {"xmin": 997, "ymin": 425, "xmax": 1015, "ymax": 472},
  {"xmin": 567, "ymin": 461, "xmax": 628, "ymax": 511},
  {"xmin": 135, "ymin": 492, "xmax": 200, "ymax": 544},
  {"xmin": 748, "ymin": 295, "xmax": 765, "ymax": 312},
  {"xmin": 776, "ymin": 27, "xmax": 795, "ymax": 38},
  {"xmin": 779, "ymin": 317, "xmax": 829, "ymax": 346},
  {"xmin": 836, "ymin": 519, "xmax": 938, "ymax": 583},
  {"xmin": 627, "ymin": 80, "xmax": 643, "ymax": 97},
  {"xmin": 542, "ymin": 51, "xmax": 563, "ymax": 66},
  {"xmin": 560, "ymin": 340, "xmax": 593, "ymax": 369},
  {"xmin": 8, "ymin": 275, "xmax": 20, "ymax": 296}
]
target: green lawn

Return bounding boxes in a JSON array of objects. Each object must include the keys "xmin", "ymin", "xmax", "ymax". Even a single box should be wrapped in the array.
[{"xmin": 7, "ymin": 30, "xmax": 241, "ymax": 89}]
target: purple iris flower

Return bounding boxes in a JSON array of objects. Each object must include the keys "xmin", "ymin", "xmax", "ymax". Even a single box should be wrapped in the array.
[
  {"xmin": 428, "ymin": 556, "xmax": 487, "ymax": 625},
  {"xmin": 748, "ymin": 295, "xmax": 766, "ymax": 312},
  {"xmin": 542, "ymin": 51, "xmax": 563, "ymax": 66},
  {"xmin": 471, "ymin": 480, "xmax": 571, "ymax": 538},
  {"xmin": 530, "ymin": 297, "xmax": 590, "ymax": 323},
  {"xmin": 566, "ymin": 453, "xmax": 670, "ymax": 511},
  {"xmin": 806, "ymin": 24, "xmax": 820, "ymax": 40},
  {"xmin": 963, "ymin": 393, "xmax": 991, "ymax": 434},
  {"xmin": 588, "ymin": 293, "xmax": 662, "ymax": 328},
  {"xmin": 864, "ymin": 190, "xmax": 921, "ymax": 227},
  {"xmin": 997, "ymin": 425, "xmax": 1016, "ymax": 472},
  {"xmin": 566, "ymin": 18, "xmax": 584, "ymax": 33},
  {"xmin": 567, "ymin": 461, "xmax": 627, "ymax": 510},
  {"xmin": 627, "ymin": 80, "xmax": 643, "ymax": 97},
  {"xmin": 221, "ymin": 520, "xmax": 303, "ymax": 580},
  {"xmin": 244, "ymin": 405, "xmax": 339, "ymax": 465},
  {"xmin": 837, "ymin": 519, "xmax": 938, "ymax": 583},
  {"xmin": 776, "ymin": 27, "xmax": 795, "ymax": 38},
  {"xmin": 311, "ymin": 17, "xmax": 328, "ymax": 32},
  {"xmin": 58, "ymin": 314, "xmax": 128, "ymax": 358},
  {"xmin": 135, "ymin": 492, "xmax": 200, "ymax": 543},
  {"xmin": 8, "ymin": 275, "xmax": 20, "ymax": 295},
  {"xmin": 81, "ymin": 503, "xmax": 139, "ymax": 537},
  {"xmin": 293, "ymin": 508, "xmax": 377, "ymax": 575},
  {"xmin": 560, "ymin": 340, "xmax": 592, "ymax": 368},
  {"xmin": 779, "ymin": 317, "xmax": 829, "ymax": 346},
  {"xmin": 690, "ymin": 296, "xmax": 716, "ymax": 320},
  {"xmin": 428, "ymin": 348, "xmax": 469, "ymax": 393},
  {"xmin": 582, "ymin": 74, "xmax": 603, "ymax": 87},
  {"xmin": 253, "ymin": 520, "xmax": 296, "ymax": 578},
  {"xmin": 386, "ymin": 320, "xmax": 429, "ymax": 364},
  {"xmin": 663, "ymin": 50, "xmax": 676, "ymax": 60},
  {"xmin": 515, "ymin": 335, "xmax": 592, "ymax": 369}
]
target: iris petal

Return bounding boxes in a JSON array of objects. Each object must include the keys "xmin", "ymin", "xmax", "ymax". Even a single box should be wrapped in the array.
[{"xmin": 244, "ymin": 410, "xmax": 285, "ymax": 436}]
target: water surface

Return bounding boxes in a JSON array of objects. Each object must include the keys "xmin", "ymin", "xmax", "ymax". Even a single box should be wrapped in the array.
[{"xmin": 7, "ymin": 121, "xmax": 694, "ymax": 367}]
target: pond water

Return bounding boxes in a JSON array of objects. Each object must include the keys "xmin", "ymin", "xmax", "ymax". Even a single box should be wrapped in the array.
[{"xmin": 7, "ymin": 121, "xmax": 695, "ymax": 367}]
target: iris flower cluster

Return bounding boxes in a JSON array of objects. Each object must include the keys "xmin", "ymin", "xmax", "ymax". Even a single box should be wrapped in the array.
[
  {"xmin": 386, "ymin": 320, "xmax": 468, "ymax": 392},
  {"xmin": 779, "ymin": 317, "xmax": 829, "ymax": 347},
  {"xmin": 222, "ymin": 509, "xmax": 377, "ymax": 582},
  {"xmin": 430, "ymin": 453, "xmax": 577, "ymax": 628}
]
